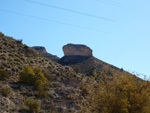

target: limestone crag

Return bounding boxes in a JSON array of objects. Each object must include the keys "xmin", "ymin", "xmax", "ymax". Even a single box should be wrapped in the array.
[
  {"xmin": 63, "ymin": 44, "xmax": 93, "ymax": 56},
  {"xmin": 59, "ymin": 43, "xmax": 122, "ymax": 75},
  {"xmin": 32, "ymin": 46, "xmax": 60, "ymax": 62},
  {"xmin": 32, "ymin": 46, "xmax": 47, "ymax": 54}
]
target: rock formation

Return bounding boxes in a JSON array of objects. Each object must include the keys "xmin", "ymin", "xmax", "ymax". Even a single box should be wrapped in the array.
[
  {"xmin": 32, "ymin": 46, "xmax": 47, "ymax": 54},
  {"xmin": 32, "ymin": 46, "xmax": 59, "ymax": 62},
  {"xmin": 63, "ymin": 44, "xmax": 93, "ymax": 56},
  {"xmin": 58, "ymin": 43, "xmax": 93, "ymax": 66},
  {"xmin": 59, "ymin": 43, "xmax": 122, "ymax": 75}
]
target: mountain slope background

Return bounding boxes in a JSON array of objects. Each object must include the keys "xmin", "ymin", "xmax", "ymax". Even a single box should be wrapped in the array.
[
  {"xmin": 1, "ymin": 32, "xmax": 150, "ymax": 113},
  {"xmin": 34, "ymin": 43, "xmax": 124, "ymax": 77}
]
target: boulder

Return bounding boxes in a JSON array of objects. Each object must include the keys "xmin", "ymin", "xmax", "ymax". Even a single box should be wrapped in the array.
[{"xmin": 63, "ymin": 44, "xmax": 93, "ymax": 56}]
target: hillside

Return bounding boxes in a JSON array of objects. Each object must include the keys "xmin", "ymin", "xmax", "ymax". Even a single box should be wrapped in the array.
[
  {"xmin": 0, "ymin": 32, "xmax": 87, "ymax": 113},
  {"xmin": 1, "ymin": 32, "xmax": 150, "ymax": 113}
]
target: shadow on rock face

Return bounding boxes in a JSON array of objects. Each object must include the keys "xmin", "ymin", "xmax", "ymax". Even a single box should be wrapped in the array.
[{"xmin": 58, "ymin": 55, "xmax": 91, "ymax": 65}]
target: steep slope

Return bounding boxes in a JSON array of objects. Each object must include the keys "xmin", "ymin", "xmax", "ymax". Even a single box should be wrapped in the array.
[
  {"xmin": 32, "ymin": 46, "xmax": 60, "ymax": 62},
  {"xmin": 0, "ymin": 32, "xmax": 145, "ymax": 113},
  {"xmin": 0, "ymin": 32, "xmax": 85, "ymax": 113}
]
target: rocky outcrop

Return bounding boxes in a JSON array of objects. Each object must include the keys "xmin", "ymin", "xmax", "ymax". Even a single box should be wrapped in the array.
[
  {"xmin": 63, "ymin": 44, "xmax": 93, "ymax": 56},
  {"xmin": 32, "ymin": 46, "xmax": 47, "ymax": 53},
  {"xmin": 59, "ymin": 43, "xmax": 122, "ymax": 76},
  {"xmin": 32, "ymin": 46, "xmax": 60, "ymax": 62}
]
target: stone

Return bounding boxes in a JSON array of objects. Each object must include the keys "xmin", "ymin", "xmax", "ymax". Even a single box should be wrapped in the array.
[{"xmin": 63, "ymin": 44, "xmax": 93, "ymax": 56}]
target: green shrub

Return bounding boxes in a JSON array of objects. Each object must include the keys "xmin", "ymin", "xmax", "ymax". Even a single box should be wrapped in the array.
[
  {"xmin": 0, "ymin": 86, "xmax": 11, "ymax": 97},
  {"xmin": 82, "ymin": 73, "xmax": 150, "ymax": 113},
  {"xmin": 19, "ymin": 66, "xmax": 48, "ymax": 90},
  {"xmin": 0, "ymin": 69, "xmax": 10, "ymax": 81},
  {"xmin": 80, "ymin": 85, "xmax": 88, "ymax": 96},
  {"xmin": 37, "ymin": 89, "xmax": 48, "ymax": 99},
  {"xmin": 19, "ymin": 66, "xmax": 34, "ymax": 85},
  {"xmin": 43, "ymin": 72, "xmax": 54, "ymax": 81},
  {"xmin": 24, "ymin": 98, "xmax": 41, "ymax": 113}
]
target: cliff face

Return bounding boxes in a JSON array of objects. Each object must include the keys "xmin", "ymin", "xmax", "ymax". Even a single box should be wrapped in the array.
[
  {"xmin": 63, "ymin": 44, "xmax": 93, "ymax": 56},
  {"xmin": 32, "ymin": 46, "xmax": 60, "ymax": 62},
  {"xmin": 58, "ymin": 44, "xmax": 93, "ymax": 70}
]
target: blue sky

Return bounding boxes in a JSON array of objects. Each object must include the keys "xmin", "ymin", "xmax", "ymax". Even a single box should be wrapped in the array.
[{"xmin": 0, "ymin": 0, "xmax": 150, "ymax": 77}]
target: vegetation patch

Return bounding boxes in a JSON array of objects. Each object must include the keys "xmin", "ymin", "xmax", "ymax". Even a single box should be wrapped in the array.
[
  {"xmin": 24, "ymin": 98, "xmax": 41, "ymax": 113},
  {"xmin": 81, "ymin": 73, "xmax": 150, "ymax": 113},
  {"xmin": 0, "ymin": 68, "xmax": 10, "ymax": 81},
  {"xmin": 19, "ymin": 66, "xmax": 48, "ymax": 90},
  {"xmin": 0, "ymin": 86, "xmax": 11, "ymax": 97}
]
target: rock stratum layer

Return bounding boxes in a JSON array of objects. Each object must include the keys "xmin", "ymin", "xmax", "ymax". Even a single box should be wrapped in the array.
[{"xmin": 63, "ymin": 44, "xmax": 93, "ymax": 56}]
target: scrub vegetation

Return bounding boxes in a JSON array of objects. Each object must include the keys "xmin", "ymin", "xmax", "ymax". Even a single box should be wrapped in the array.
[{"xmin": 0, "ymin": 32, "xmax": 150, "ymax": 113}]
